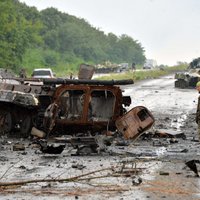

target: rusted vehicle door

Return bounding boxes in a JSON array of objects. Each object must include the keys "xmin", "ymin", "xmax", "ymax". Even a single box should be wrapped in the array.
[{"xmin": 115, "ymin": 106, "xmax": 155, "ymax": 140}]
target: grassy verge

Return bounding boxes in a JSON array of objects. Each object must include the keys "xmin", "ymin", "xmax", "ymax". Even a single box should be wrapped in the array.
[{"xmin": 96, "ymin": 64, "xmax": 187, "ymax": 81}]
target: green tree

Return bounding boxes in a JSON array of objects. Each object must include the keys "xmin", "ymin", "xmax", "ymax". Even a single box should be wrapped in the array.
[
  {"xmin": 0, "ymin": 0, "xmax": 147, "ymax": 73},
  {"xmin": 0, "ymin": 0, "xmax": 42, "ymax": 70}
]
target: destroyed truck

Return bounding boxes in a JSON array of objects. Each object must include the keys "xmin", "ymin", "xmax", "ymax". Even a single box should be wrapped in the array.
[
  {"xmin": 175, "ymin": 57, "xmax": 200, "ymax": 88},
  {"xmin": 0, "ymin": 77, "xmax": 155, "ymax": 147}
]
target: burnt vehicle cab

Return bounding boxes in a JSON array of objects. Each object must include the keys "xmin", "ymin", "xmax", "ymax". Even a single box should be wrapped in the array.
[
  {"xmin": 175, "ymin": 57, "xmax": 200, "ymax": 88},
  {"xmin": 51, "ymin": 84, "xmax": 125, "ymax": 134},
  {"xmin": 42, "ymin": 79, "xmax": 154, "ymax": 140}
]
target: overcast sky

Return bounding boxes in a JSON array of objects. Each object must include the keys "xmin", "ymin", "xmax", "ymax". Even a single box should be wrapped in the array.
[{"xmin": 19, "ymin": 0, "xmax": 200, "ymax": 65}]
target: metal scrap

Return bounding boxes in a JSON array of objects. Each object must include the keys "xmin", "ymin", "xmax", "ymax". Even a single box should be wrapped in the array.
[
  {"xmin": 154, "ymin": 129, "xmax": 186, "ymax": 139},
  {"xmin": 185, "ymin": 160, "xmax": 200, "ymax": 177},
  {"xmin": 13, "ymin": 143, "xmax": 25, "ymax": 151},
  {"xmin": 38, "ymin": 140, "xmax": 66, "ymax": 154}
]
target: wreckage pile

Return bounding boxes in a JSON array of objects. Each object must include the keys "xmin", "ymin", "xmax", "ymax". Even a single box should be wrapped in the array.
[
  {"xmin": 0, "ymin": 66, "xmax": 154, "ymax": 154},
  {"xmin": 0, "ymin": 70, "xmax": 200, "ymax": 199}
]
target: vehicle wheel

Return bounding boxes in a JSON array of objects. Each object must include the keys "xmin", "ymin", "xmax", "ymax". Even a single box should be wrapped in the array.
[
  {"xmin": 174, "ymin": 80, "xmax": 179, "ymax": 88},
  {"xmin": 175, "ymin": 80, "xmax": 188, "ymax": 88},
  {"xmin": 180, "ymin": 80, "xmax": 188, "ymax": 88},
  {"xmin": 0, "ymin": 111, "xmax": 13, "ymax": 133},
  {"xmin": 20, "ymin": 115, "xmax": 32, "ymax": 137}
]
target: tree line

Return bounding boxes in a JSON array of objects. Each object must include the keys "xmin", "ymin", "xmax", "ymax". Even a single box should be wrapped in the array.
[{"xmin": 0, "ymin": 0, "xmax": 146, "ymax": 74}]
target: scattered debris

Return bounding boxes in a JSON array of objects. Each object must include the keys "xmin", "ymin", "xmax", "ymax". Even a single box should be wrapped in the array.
[
  {"xmin": 181, "ymin": 149, "xmax": 188, "ymax": 153},
  {"xmin": 185, "ymin": 160, "xmax": 200, "ymax": 177},
  {"xmin": 13, "ymin": 143, "xmax": 25, "ymax": 151},
  {"xmin": 0, "ymin": 74, "xmax": 155, "ymax": 154},
  {"xmin": 31, "ymin": 127, "xmax": 46, "ymax": 138},
  {"xmin": 114, "ymin": 138, "xmax": 130, "ymax": 146},
  {"xmin": 19, "ymin": 165, "xmax": 26, "ymax": 169},
  {"xmin": 72, "ymin": 164, "xmax": 86, "ymax": 170},
  {"xmin": 191, "ymin": 137, "xmax": 199, "ymax": 142},
  {"xmin": 169, "ymin": 138, "xmax": 178, "ymax": 143},
  {"xmin": 0, "ymin": 167, "xmax": 112, "ymax": 187},
  {"xmin": 131, "ymin": 175, "xmax": 142, "ymax": 186},
  {"xmin": 167, "ymin": 148, "xmax": 189, "ymax": 153},
  {"xmin": 54, "ymin": 136, "xmax": 98, "ymax": 155},
  {"xmin": 159, "ymin": 171, "xmax": 169, "ymax": 176},
  {"xmin": 0, "ymin": 156, "xmax": 8, "ymax": 162},
  {"xmin": 155, "ymin": 129, "xmax": 186, "ymax": 139},
  {"xmin": 75, "ymin": 145, "xmax": 97, "ymax": 155},
  {"xmin": 116, "ymin": 106, "xmax": 155, "ymax": 140},
  {"xmin": 38, "ymin": 140, "xmax": 65, "ymax": 154},
  {"xmin": 152, "ymin": 139, "xmax": 169, "ymax": 147}
]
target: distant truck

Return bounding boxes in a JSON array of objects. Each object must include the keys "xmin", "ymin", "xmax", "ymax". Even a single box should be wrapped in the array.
[{"xmin": 143, "ymin": 59, "xmax": 157, "ymax": 69}]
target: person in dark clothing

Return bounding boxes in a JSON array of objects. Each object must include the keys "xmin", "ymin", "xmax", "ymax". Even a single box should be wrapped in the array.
[
  {"xmin": 132, "ymin": 62, "xmax": 136, "ymax": 70},
  {"xmin": 19, "ymin": 68, "xmax": 27, "ymax": 78},
  {"xmin": 195, "ymin": 81, "xmax": 200, "ymax": 141}
]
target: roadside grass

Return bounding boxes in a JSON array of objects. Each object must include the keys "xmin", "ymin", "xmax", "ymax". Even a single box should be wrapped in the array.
[{"xmin": 96, "ymin": 65, "xmax": 187, "ymax": 81}]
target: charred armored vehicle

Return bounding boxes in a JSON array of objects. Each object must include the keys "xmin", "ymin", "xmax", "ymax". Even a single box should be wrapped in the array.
[
  {"xmin": 0, "ymin": 77, "xmax": 154, "ymax": 142},
  {"xmin": 175, "ymin": 57, "xmax": 200, "ymax": 88}
]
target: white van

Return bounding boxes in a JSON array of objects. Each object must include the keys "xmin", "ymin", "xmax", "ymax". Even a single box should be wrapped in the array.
[{"xmin": 32, "ymin": 68, "xmax": 55, "ymax": 78}]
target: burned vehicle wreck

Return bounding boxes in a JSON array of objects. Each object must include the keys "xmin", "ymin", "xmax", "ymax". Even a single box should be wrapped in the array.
[
  {"xmin": 0, "ymin": 77, "xmax": 154, "ymax": 152},
  {"xmin": 175, "ymin": 57, "xmax": 200, "ymax": 88}
]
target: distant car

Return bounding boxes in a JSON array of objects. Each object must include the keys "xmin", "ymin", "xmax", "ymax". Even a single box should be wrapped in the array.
[
  {"xmin": 143, "ymin": 59, "xmax": 157, "ymax": 70},
  {"xmin": 143, "ymin": 65, "xmax": 152, "ymax": 70},
  {"xmin": 31, "ymin": 68, "xmax": 55, "ymax": 78}
]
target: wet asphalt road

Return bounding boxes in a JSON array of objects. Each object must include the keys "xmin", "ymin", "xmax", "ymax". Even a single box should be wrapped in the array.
[{"xmin": 0, "ymin": 74, "xmax": 200, "ymax": 200}]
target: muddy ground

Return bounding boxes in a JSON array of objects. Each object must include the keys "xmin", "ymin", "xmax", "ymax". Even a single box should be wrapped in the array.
[{"xmin": 0, "ymin": 74, "xmax": 200, "ymax": 200}]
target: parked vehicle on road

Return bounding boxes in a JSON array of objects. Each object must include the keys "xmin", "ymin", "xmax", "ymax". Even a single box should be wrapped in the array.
[{"xmin": 31, "ymin": 68, "xmax": 55, "ymax": 78}]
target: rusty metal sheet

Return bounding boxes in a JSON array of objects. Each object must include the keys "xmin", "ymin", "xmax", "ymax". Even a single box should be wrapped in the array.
[
  {"xmin": 53, "ymin": 85, "xmax": 122, "ymax": 122},
  {"xmin": 115, "ymin": 106, "xmax": 155, "ymax": 140},
  {"xmin": 78, "ymin": 63, "xmax": 95, "ymax": 80}
]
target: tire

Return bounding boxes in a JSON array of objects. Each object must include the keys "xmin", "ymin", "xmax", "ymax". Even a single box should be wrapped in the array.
[
  {"xmin": 0, "ymin": 111, "xmax": 13, "ymax": 133},
  {"xmin": 175, "ymin": 80, "xmax": 188, "ymax": 88},
  {"xmin": 20, "ymin": 114, "xmax": 32, "ymax": 138}
]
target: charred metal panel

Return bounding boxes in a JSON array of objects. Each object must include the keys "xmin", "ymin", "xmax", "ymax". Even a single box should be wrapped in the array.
[
  {"xmin": 122, "ymin": 96, "xmax": 131, "ymax": 107},
  {"xmin": 47, "ymin": 84, "xmax": 123, "ymax": 134},
  {"xmin": 89, "ymin": 90, "xmax": 115, "ymax": 121},
  {"xmin": 0, "ymin": 82, "xmax": 54, "ymax": 96},
  {"xmin": 0, "ymin": 90, "xmax": 38, "ymax": 107},
  {"xmin": 58, "ymin": 90, "xmax": 85, "ymax": 121},
  {"xmin": 115, "ymin": 106, "xmax": 155, "ymax": 140}
]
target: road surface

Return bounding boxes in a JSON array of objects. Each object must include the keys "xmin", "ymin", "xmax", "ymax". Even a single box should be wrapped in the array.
[{"xmin": 0, "ymin": 74, "xmax": 200, "ymax": 200}]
